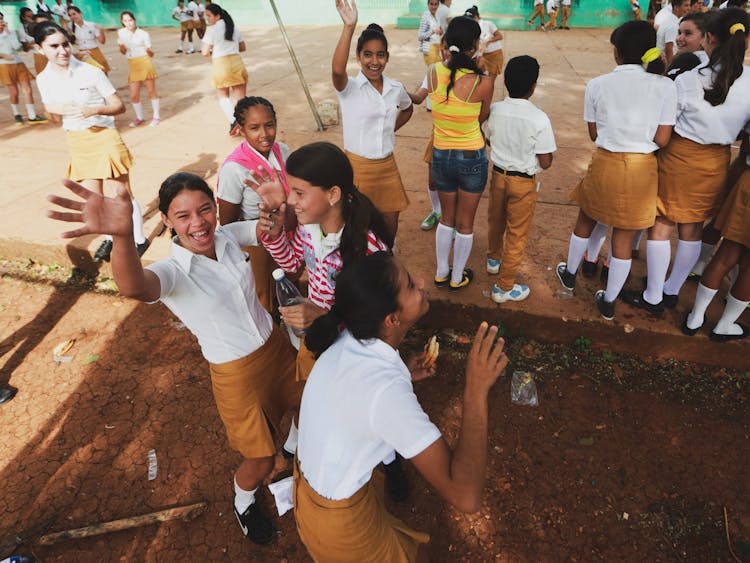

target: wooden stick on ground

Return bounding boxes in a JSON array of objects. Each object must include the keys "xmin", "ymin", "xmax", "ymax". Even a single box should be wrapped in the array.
[
  {"xmin": 724, "ymin": 506, "xmax": 743, "ymax": 563},
  {"xmin": 37, "ymin": 502, "xmax": 207, "ymax": 546}
]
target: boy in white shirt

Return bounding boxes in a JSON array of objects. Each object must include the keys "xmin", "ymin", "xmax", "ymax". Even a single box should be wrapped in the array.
[
  {"xmin": 528, "ymin": 0, "xmax": 546, "ymax": 29},
  {"xmin": 485, "ymin": 56, "xmax": 556, "ymax": 303},
  {"xmin": 560, "ymin": 0, "xmax": 573, "ymax": 29},
  {"xmin": 171, "ymin": 0, "xmax": 196, "ymax": 54},
  {"xmin": 656, "ymin": 0, "xmax": 690, "ymax": 65},
  {"xmin": 545, "ymin": 0, "xmax": 560, "ymax": 31}
]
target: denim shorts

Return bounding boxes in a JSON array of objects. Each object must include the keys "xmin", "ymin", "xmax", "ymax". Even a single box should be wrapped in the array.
[{"xmin": 431, "ymin": 147, "xmax": 489, "ymax": 194}]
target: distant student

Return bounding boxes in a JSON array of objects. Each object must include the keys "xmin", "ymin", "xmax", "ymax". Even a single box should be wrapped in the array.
[
  {"xmin": 656, "ymin": 0, "xmax": 690, "ymax": 65},
  {"xmin": 528, "ymin": 0, "xmax": 546, "ymax": 28},
  {"xmin": 117, "ymin": 11, "xmax": 160, "ymax": 127},
  {"xmin": 436, "ymin": 0, "xmax": 452, "ymax": 33},
  {"xmin": 50, "ymin": 0, "xmax": 70, "ymax": 31},
  {"xmin": 68, "ymin": 6, "xmax": 109, "ymax": 74},
  {"xmin": 654, "ymin": 1, "xmax": 673, "ymax": 28},
  {"xmin": 171, "ymin": 0, "xmax": 196, "ymax": 54},
  {"xmin": 545, "ymin": 0, "xmax": 560, "ymax": 31},
  {"xmin": 485, "ymin": 55, "xmax": 556, "ymax": 303},
  {"xmin": 631, "ymin": 0, "xmax": 643, "ymax": 21},
  {"xmin": 560, "ymin": 0, "xmax": 573, "ymax": 29},
  {"xmin": 465, "ymin": 6, "xmax": 503, "ymax": 84}
]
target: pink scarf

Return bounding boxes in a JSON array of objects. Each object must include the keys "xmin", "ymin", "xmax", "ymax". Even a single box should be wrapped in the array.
[{"xmin": 218, "ymin": 141, "xmax": 290, "ymax": 195}]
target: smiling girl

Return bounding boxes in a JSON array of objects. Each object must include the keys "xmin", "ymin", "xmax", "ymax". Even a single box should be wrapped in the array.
[
  {"xmin": 117, "ymin": 11, "xmax": 160, "ymax": 127},
  {"xmin": 68, "ymin": 6, "xmax": 109, "ymax": 74},
  {"xmin": 332, "ymin": 0, "xmax": 414, "ymax": 240},
  {"xmin": 47, "ymin": 172, "xmax": 303, "ymax": 546},
  {"xmin": 676, "ymin": 12, "xmax": 708, "ymax": 61}
]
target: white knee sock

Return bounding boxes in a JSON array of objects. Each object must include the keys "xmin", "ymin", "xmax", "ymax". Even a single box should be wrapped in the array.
[
  {"xmin": 283, "ymin": 419, "xmax": 298, "ymax": 455},
  {"xmin": 451, "ymin": 232, "xmax": 473, "ymax": 285},
  {"xmin": 664, "ymin": 240, "xmax": 701, "ymax": 296},
  {"xmin": 632, "ymin": 230, "xmax": 644, "ymax": 251},
  {"xmin": 428, "ymin": 189, "xmax": 441, "ymax": 214},
  {"xmin": 233, "ymin": 476, "xmax": 257, "ymax": 513},
  {"xmin": 131, "ymin": 199, "xmax": 146, "ymax": 244},
  {"xmin": 586, "ymin": 223, "xmax": 608, "ymax": 262},
  {"xmin": 691, "ymin": 242, "xmax": 714, "ymax": 277},
  {"xmin": 151, "ymin": 98, "xmax": 160, "ymax": 119},
  {"xmin": 25, "ymin": 104, "xmax": 37, "ymax": 119},
  {"xmin": 218, "ymin": 97, "xmax": 235, "ymax": 123},
  {"xmin": 132, "ymin": 102, "xmax": 144, "ymax": 120},
  {"xmin": 686, "ymin": 283, "xmax": 717, "ymax": 330},
  {"xmin": 566, "ymin": 233, "xmax": 589, "ymax": 275},
  {"xmin": 713, "ymin": 293, "xmax": 749, "ymax": 336},
  {"xmin": 178, "ymin": 40, "xmax": 184, "ymax": 51},
  {"xmin": 435, "ymin": 223, "xmax": 453, "ymax": 279},
  {"xmin": 643, "ymin": 240, "xmax": 671, "ymax": 305},
  {"xmin": 604, "ymin": 257, "xmax": 631, "ymax": 302},
  {"xmin": 10, "ymin": 103, "xmax": 20, "ymax": 115}
]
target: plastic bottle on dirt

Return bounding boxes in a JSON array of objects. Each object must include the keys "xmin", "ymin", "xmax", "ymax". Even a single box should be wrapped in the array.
[{"xmin": 273, "ymin": 269, "xmax": 306, "ymax": 337}]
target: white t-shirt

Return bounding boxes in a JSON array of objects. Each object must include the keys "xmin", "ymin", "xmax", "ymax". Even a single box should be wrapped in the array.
[
  {"xmin": 187, "ymin": 1, "xmax": 201, "ymax": 21},
  {"xmin": 436, "ymin": 3, "xmax": 451, "ymax": 32},
  {"xmin": 146, "ymin": 222, "xmax": 273, "ymax": 365},
  {"xmin": 547, "ymin": 0, "xmax": 559, "ymax": 13},
  {"xmin": 36, "ymin": 57, "xmax": 117, "ymax": 130},
  {"xmin": 584, "ymin": 65, "xmax": 677, "ymax": 153},
  {"xmin": 51, "ymin": 3, "xmax": 71, "ymax": 21},
  {"xmin": 656, "ymin": 12, "xmax": 679, "ymax": 53},
  {"xmin": 74, "ymin": 20, "xmax": 101, "ymax": 50},
  {"xmin": 479, "ymin": 19, "xmax": 502, "ymax": 53},
  {"xmin": 217, "ymin": 141, "xmax": 291, "ymax": 221},
  {"xmin": 172, "ymin": 6, "xmax": 192, "ymax": 23},
  {"xmin": 674, "ymin": 64, "xmax": 750, "ymax": 145},
  {"xmin": 0, "ymin": 29, "xmax": 22, "ymax": 65},
  {"xmin": 654, "ymin": 4, "xmax": 673, "ymax": 28},
  {"xmin": 485, "ymin": 97, "xmax": 557, "ymax": 176},
  {"xmin": 117, "ymin": 28, "xmax": 152, "ymax": 59},
  {"xmin": 202, "ymin": 19, "xmax": 243, "ymax": 58},
  {"xmin": 298, "ymin": 330, "xmax": 442, "ymax": 500},
  {"xmin": 338, "ymin": 72, "xmax": 412, "ymax": 160}
]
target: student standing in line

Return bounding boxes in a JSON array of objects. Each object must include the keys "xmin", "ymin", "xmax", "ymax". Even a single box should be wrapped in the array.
[
  {"xmin": 465, "ymin": 6, "xmax": 504, "ymax": 86},
  {"xmin": 0, "ymin": 12, "xmax": 47, "ymax": 125},
  {"xmin": 47, "ymin": 172, "xmax": 304, "ymax": 545},
  {"xmin": 418, "ymin": 0, "xmax": 442, "ymax": 66},
  {"xmin": 485, "ymin": 56, "xmax": 556, "ymax": 304},
  {"xmin": 436, "ymin": 0, "xmax": 452, "ymax": 32},
  {"xmin": 194, "ymin": 0, "xmax": 208, "ymax": 39},
  {"xmin": 545, "ymin": 0, "xmax": 560, "ymax": 31},
  {"xmin": 560, "ymin": 0, "xmax": 573, "ymax": 29},
  {"xmin": 293, "ymin": 251, "xmax": 508, "ymax": 561},
  {"xmin": 67, "ymin": 6, "xmax": 109, "ymax": 74},
  {"xmin": 201, "ymin": 3, "xmax": 248, "ymax": 135},
  {"xmin": 528, "ymin": 0, "xmax": 546, "ymax": 28},
  {"xmin": 623, "ymin": 8, "xmax": 750, "ymax": 315},
  {"xmin": 556, "ymin": 21, "xmax": 675, "ymax": 321},
  {"xmin": 171, "ymin": 0, "xmax": 196, "ymax": 54},
  {"xmin": 117, "ymin": 11, "xmax": 160, "ymax": 127},
  {"xmin": 332, "ymin": 0, "xmax": 413, "ymax": 240},
  {"xmin": 34, "ymin": 22, "xmax": 147, "ymax": 261},
  {"xmin": 656, "ymin": 0, "xmax": 691, "ymax": 66}
]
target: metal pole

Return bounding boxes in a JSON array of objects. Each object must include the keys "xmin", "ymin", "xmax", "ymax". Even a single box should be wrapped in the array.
[{"xmin": 268, "ymin": 0, "xmax": 326, "ymax": 131}]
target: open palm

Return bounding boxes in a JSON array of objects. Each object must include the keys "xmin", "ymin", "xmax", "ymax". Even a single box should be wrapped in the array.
[{"xmin": 335, "ymin": 0, "xmax": 358, "ymax": 26}]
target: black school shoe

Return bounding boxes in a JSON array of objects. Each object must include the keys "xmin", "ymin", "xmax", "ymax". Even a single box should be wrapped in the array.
[
  {"xmin": 556, "ymin": 262, "xmax": 576, "ymax": 291},
  {"xmin": 581, "ymin": 259, "xmax": 598, "ymax": 278},
  {"xmin": 621, "ymin": 290, "xmax": 664, "ymax": 315},
  {"xmin": 639, "ymin": 277, "xmax": 678, "ymax": 308},
  {"xmin": 709, "ymin": 323, "xmax": 749, "ymax": 343},
  {"xmin": 595, "ymin": 290, "xmax": 615, "ymax": 321},
  {"xmin": 384, "ymin": 455, "xmax": 410, "ymax": 503},
  {"xmin": 681, "ymin": 315, "xmax": 701, "ymax": 336},
  {"xmin": 235, "ymin": 502, "xmax": 274, "ymax": 545},
  {"xmin": 93, "ymin": 239, "xmax": 113, "ymax": 262}
]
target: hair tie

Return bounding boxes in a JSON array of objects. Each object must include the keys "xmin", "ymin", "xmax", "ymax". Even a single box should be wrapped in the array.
[
  {"xmin": 729, "ymin": 23, "xmax": 746, "ymax": 35},
  {"xmin": 641, "ymin": 47, "xmax": 661, "ymax": 65},
  {"xmin": 448, "ymin": 45, "xmax": 460, "ymax": 53}
]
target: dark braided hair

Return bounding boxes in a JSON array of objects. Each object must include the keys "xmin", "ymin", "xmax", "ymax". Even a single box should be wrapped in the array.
[
  {"xmin": 233, "ymin": 96, "xmax": 276, "ymax": 126},
  {"xmin": 205, "ymin": 3, "xmax": 235, "ymax": 42},
  {"xmin": 702, "ymin": 8, "xmax": 749, "ymax": 106},
  {"xmin": 443, "ymin": 16, "xmax": 483, "ymax": 101}
]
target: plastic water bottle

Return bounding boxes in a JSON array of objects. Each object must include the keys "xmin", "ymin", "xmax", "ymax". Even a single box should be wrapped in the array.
[{"xmin": 273, "ymin": 269, "xmax": 306, "ymax": 337}]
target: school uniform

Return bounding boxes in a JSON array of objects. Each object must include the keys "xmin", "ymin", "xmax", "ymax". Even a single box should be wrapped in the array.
[
  {"xmin": 188, "ymin": 0, "xmax": 201, "ymax": 27},
  {"xmin": 146, "ymin": 222, "xmax": 303, "ymax": 459},
  {"xmin": 51, "ymin": 2, "xmax": 71, "ymax": 25},
  {"xmin": 338, "ymin": 71, "xmax": 413, "ymax": 214},
  {"xmin": 36, "ymin": 57, "xmax": 133, "ymax": 181},
  {"xmin": 417, "ymin": 10, "xmax": 441, "ymax": 66},
  {"xmin": 294, "ymin": 330, "xmax": 440, "ymax": 560},
  {"xmin": 658, "ymin": 64, "xmax": 750, "ymax": 223},
  {"xmin": 561, "ymin": 0, "xmax": 572, "ymax": 28},
  {"xmin": 217, "ymin": 140, "xmax": 291, "ymax": 313},
  {"xmin": 0, "ymin": 28, "xmax": 34, "ymax": 87},
  {"xmin": 74, "ymin": 20, "xmax": 109, "ymax": 74},
  {"xmin": 654, "ymin": 4, "xmax": 673, "ymax": 28},
  {"xmin": 545, "ymin": 0, "xmax": 560, "ymax": 29},
  {"xmin": 117, "ymin": 27, "xmax": 157, "ymax": 83},
  {"xmin": 201, "ymin": 19, "xmax": 247, "ymax": 88},
  {"xmin": 714, "ymin": 157, "xmax": 750, "ymax": 250},
  {"xmin": 478, "ymin": 19, "xmax": 503, "ymax": 75},
  {"xmin": 528, "ymin": 0, "xmax": 546, "ymax": 26},
  {"xmin": 485, "ymin": 97, "xmax": 556, "ymax": 291},
  {"xmin": 573, "ymin": 65, "xmax": 676, "ymax": 230},
  {"xmin": 656, "ymin": 11, "xmax": 679, "ymax": 54},
  {"xmin": 172, "ymin": 6, "xmax": 193, "ymax": 32}
]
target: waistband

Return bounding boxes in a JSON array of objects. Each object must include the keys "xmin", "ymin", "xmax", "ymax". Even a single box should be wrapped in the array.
[
  {"xmin": 434, "ymin": 148, "xmax": 485, "ymax": 159},
  {"xmin": 492, "ymin": 165, "xmax": 533, "ymax": 179}
]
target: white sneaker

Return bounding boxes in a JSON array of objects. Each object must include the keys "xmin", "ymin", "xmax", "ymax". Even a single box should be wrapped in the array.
[
  {"xmin": 491, "ymin": 283, "xmax": 530, "ymax": 303},
  {"xmin": 486, "ymin": 258, "xmax": 501, "ymax": 275}
]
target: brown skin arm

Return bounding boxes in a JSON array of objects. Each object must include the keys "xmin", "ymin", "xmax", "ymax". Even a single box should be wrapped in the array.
[
  {"xmin": 394, "ymin": 105, "xmax": 413, "ymax": 132},
  {"xmin": 653, "ymin": 124, "xmax": 673, "ymax": 148},
  {"xmin": 218, "ymin": 199, "xmax": 242, "ymax": 225},
  {"xmin": 537, "ymin": 153, "xmax": 553, "ymax": 169}
]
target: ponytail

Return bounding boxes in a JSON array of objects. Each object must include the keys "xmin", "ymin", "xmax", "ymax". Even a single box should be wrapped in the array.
[
  {"xmin": 443, "ymin": 16, "xmax": 483, "ymax": 100},
  {"xmin": 340, "ymin": 188, "xmax": 393, "ymax": 266},
  {"xmin": 206, "ymin": 3, "xmax": 234, "ymax": 41},
  {"xmin": 703, "ymin": 8, "xmax": 749, "ymax": 106},
  {"xmin": 304, "ymin": 252, "xmax": 400, "ymax": 358}
]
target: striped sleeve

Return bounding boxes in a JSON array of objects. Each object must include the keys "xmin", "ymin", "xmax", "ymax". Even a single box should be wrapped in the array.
[
  {"xmin": 260, "ymin": 227, "xmax": 304, "ymax": 273},
  {"xmin": 366, "ymin": 231, "xmax": 390, "ymax": 255}
]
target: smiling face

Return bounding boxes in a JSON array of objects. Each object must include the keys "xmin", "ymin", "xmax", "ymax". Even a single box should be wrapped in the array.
[
  {"xmin": 428, "ymin": 0, "xmax": 439, "ymax": 16},
  {"xmin": 356, "ymin": 38, "xmax": 388, "ymax": 83},
  {"xmin": 240, "ymin": 105, "xmax": 277, "ymax": 158},
  {"xmin": 121, "ymin": 13, "xmax": 136, "ymax": 30},
  {"xmin": 285, "ymin": 174, "xmax": 340, "ymax": 226},
  {"xmin": 162, "ymin": 189, "xmax": 217, "ymax": 257},
  {"xmin": 68, "ymin": 9, "xmax": 83, "ymax": 26},
  {"xmin": 37, "ymin": 30, "xmax": 72, "ymax": 67},
  {"xmin": 676, "ymin": 19, "xmax": 704, "ymax": 53}
]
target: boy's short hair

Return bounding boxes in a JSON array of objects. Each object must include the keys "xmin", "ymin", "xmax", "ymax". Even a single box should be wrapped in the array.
[{"xmin": 504, "ymin": 55, "xmax": 540, "ymax": 98}]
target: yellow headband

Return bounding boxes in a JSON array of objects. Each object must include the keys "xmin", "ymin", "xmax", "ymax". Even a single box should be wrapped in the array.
[
  {"xmin": 641, "ymin": 47, "xmax": 661, "ymax": 65},
  {"xmin": 729, "ymin": 23, "xmax": 746, "ymax": 35}
]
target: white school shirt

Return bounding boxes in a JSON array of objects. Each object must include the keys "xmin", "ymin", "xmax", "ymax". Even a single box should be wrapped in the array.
[
  {"xmin": 436, "ymin": 3, "xmax": 451, "ymax": 32},
  {"xmin": 202, "ymin": 19, "xmax": 243, "ymax": 58},
  {"xmin": 654, "ymin": 4, "xmax": 672, "ymax": 28},
  {"xmin": 562, "ymin": 0, "xmax": 572, "ymax": 5},
  {"xmin": 534, "ymin": 0, "xmax": 544, "ymax": 5},
  {"xmin": 547, "ymin": 0, "xmax": 559, "ymax": 13},
  {"xmin": 117, "ymin": 28, "xmax": 152, "ymax": 59},
  {"xmin": 172, "ymin": 6, "xmax": 192, "ymax": 23},
  {"xmin": 297, "ymin": 330, "xmax": 442, "ymax": 500},
  {"xmin": 479, "ymin": 19, "xmax": 502, "ymax": 53},
  {"xmin": 217, "ymin": 141, "xmax": 291, "ymax": 221},
  {"xmin": 146, "ymin": 222, "xmax": 273, "ymax": 365},
  {"xmin": 74, "ymin": 21, "xmax": 101, "ymax": 50},
  {"xmin": 656, "ymin": 12, "xmax": 679, "ymax": 54},
  {"xmin": 51, "ymin": 3, "xmax": 71, "ymax": 22},
  {"xmin": 674, "ymin": 63, "xmax": 750, "ymax": 145},
  {"xmin": 584, "ymin": 65, "xmax": 677, "ymax": 153},
  {"xmin": 187, "ymin": 1, "xmax": 200, "ymax": 21},
  {"xmin": 0, "ymin": 29, "xmax": 22, "ymax": 65},
  {"xmin": 338, "ymin": 71, "xmax": 412, "ymax": 160},
  {"xmin": 36, "ymin": 57, "xmax": 117, "ymax": 130},
  {"xmin": 485, "ymin": 97, "xmax": 557, "ymax": 176}
]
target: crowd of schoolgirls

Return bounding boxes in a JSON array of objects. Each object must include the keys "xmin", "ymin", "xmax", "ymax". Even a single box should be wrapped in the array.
[{"xmin": 6, "ymin": 0, "xmax": 746, "ymax": 558}]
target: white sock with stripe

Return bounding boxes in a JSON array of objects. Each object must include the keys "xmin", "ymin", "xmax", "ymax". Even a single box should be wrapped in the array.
[{"xmin": 435, "ymin": 223, "xmax": 453, "ymax": 279}]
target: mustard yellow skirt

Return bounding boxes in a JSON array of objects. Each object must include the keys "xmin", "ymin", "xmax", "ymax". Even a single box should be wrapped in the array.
[
  {"xmin": 346, "ymin": 151, "xmax": 409, "ymax": 214},
  {"xmin": 423, "ymin": 44, "xmax": 441, "ymax": 66},
  {"xmin": 212, "ymin": 54, "xmax": 248, "ymax": 89},
  {"xmin": 86, "ymin": 47, "xmax": 110, "ymax": 74},
  {"xmin": 65, "ymin": 127, "xmax": 133, "ymax": 181},
  {"xmin": 294, "ymin": 458, "xmax": 429, "ymax": 562},
  {"xmin": 570, "ymin": 148, "xmax": 658, "ymax": 230},
  {"xmin": 127, "ymin": 55, "xmax": 157, "ymax": 83},
  {"xmin": 714, "ymin": 166, "xmax": 750, "ymax": 249},
  {"xmin": 479, "ymin": 49, "xmax": 504, "ymax": 76},
  {"xmin": 295, "ymin": 339, "xmax": 316, "ymax": 382},
  {"xmin": 33, "ymin": 53, "xmax": 48, "ymax": 74},
  {"xmin": 180, "ymin": 20, "xmax": 194, "ymax": 32},
  {"xmin": 657, "ymin": 134, "xmax": 731, "ymax": 223},
  {"xmin": 209, "ymin": 326, "xmax": 303, "ymax": 459},
  {"xmin": 0, "ymin": 63, "xmax": 33, "ymax": 86}
]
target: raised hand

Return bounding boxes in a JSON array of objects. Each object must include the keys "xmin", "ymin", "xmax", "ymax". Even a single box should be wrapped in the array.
[
  {"xmin": 244, "ymin": 167, "xmax": 287, "ymax": 211},
  {"xmin": 465, "ymin": 322, "xmax": 508, "ymax": 393},
  {"xmin": 47, "ymin": 179, "xmax": 134, "ymax": 239},
  {"xmin": 258, "ymin": 201, "xmax": 285, "ymax": 239},
  {"xmin": 335, "ymin": 0, "xmax": 358, "ymax": 27}
]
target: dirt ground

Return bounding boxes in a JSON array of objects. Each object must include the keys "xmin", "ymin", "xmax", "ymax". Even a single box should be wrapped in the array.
[{"xmin": 0, "ymin": 263, "xmax": 748, "ymax": 562}]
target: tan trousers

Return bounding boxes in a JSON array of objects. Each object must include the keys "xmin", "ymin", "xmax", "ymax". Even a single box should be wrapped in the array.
[
  {"xmin": 529, "ymin": 4, "xmax": 545, "ymax": 25},
  {"xmin": 487, "ymin": 171, "xmax": 538, "ymax": 291},
  {"xmin": 561, "ymin": 5, "xmax": 571, "ymax": 27},
  {"xmin": 545, "ymin": 9, "xmax": 559, "ymax": 29}
]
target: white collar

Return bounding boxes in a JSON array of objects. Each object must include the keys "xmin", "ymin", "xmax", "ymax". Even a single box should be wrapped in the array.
[{"xmin": 170, "ymin": 228, "xmax": 227, "ymax": 273}]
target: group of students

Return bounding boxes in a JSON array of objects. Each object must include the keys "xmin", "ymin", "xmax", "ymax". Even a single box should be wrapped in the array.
[{"xmin": 528, "ymin": 0, "xmax": 574, "ymax": 31}]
